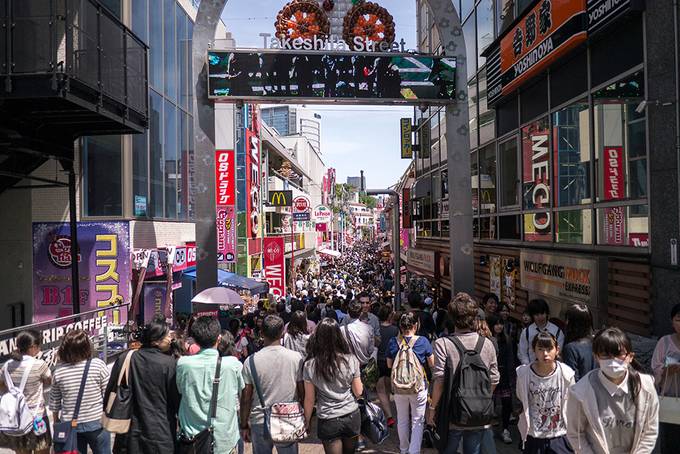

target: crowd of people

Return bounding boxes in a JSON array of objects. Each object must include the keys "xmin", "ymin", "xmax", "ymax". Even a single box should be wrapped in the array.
[{"xmin": 0, "ymin": 240, "xmax": 678, "ymax": 454}]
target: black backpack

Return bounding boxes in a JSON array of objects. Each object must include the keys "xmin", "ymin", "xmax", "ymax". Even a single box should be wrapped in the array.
[{"xmin": 448, "ymin": 335, "xmax": 493, "ymax": 427}]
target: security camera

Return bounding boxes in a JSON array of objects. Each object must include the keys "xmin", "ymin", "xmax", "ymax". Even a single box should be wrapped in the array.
[
  {"xmin": 418, "ymin": 103, "xmax": 429, "ymax": 113},
  {"xmin": 635, "ymin": 100, "xmax": 647, "ymax": 114}
]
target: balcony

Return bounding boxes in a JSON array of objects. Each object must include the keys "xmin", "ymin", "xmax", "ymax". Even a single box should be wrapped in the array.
[{"xmin": 0, "ymin": 0, "xmax": 148, "ymax": 190}]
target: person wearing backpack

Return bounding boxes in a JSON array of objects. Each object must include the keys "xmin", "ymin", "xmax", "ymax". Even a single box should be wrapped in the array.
[
  {"xmin": 0, "ymin": 330, "xmax": 52, "ymax": 454},
  {"xmin": 516, "ymin": 331, "xmax": 575, "ymax": 453},
  {"xmin": 387, "ymin": 312, "xmax": 434, "ymax": 454},
  {"xmin": 518, "ymin": 299, "xmax": 565, "ymax": 366},
  {"xmin": 426, "ymin": 293, "xmax": 499, "ymax": 454},
  {"xmin": 49, "ymin": 329, "xmax": 111, "ymax": 454}
]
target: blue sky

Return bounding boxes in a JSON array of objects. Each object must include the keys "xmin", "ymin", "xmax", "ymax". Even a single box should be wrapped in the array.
[{"xmin": 220, "ymin": 0, "xmax": 417, "ymax": 189}]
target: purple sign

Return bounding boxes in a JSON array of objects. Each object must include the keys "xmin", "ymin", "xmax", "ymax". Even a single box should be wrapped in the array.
[
  {"xmin": 143, "ymin": 283, "xmax": 167, "ymax": 324},
  {"xmin": 32, "ymin": 222, "xmax": 131, "ymax": 324}
]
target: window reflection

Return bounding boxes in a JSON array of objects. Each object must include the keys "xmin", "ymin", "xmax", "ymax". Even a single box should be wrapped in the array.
[
  {"xmin": 555, "ymin": 209, "xmax": 593, "ymax": 244},
  {"xmin": 597, "ymin": 206, "xmax": 648, "ymax": 247},
  {"xmin": 552, "ymin": 102, "xmax": 590, "ymax": 206}
]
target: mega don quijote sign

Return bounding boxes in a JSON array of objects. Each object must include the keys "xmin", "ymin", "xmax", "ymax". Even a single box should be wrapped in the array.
[{"xmin": 520, "ymin": 251, "xmax": 597, "ymax": 303}]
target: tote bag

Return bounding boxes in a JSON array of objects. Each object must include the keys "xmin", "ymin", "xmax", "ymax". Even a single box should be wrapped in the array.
[
  {"xmin": 659, "ymin": 342, "xmax": 680, "ymax": 425},
  {"xmin": 102, "ymin": 350, "xmax": 134, "ymax": 433}
]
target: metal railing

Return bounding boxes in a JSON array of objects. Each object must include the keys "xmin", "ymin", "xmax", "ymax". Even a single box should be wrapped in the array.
[
  {"xmin": 0, "ymin": 303, "xmax": 131, "ymax": 367},
  {"xmin": 0, "ymin": 0, "xmax": 148, "ymax": 117}
]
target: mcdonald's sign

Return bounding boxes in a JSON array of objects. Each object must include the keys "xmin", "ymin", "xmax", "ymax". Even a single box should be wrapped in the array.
[{"xmin": 269, "ymin": 190, "xmax": 292, "ymax": 207}]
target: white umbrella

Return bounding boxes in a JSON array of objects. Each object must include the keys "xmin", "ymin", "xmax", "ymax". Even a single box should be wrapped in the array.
[{"xmin": 191, "ymin": 287, "xmax": 244, "ymax": 306}]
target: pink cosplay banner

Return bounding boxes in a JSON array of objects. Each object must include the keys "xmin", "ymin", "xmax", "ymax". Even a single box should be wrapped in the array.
[{"xmin": 217, "ymin": 205, "xmax": 237, "ymax": 263}]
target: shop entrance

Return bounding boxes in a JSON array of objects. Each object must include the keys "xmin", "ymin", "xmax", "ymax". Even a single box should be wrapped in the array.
[{"xmin": 190, "ymin": 0, "xmax": 474, "ymax": 296}]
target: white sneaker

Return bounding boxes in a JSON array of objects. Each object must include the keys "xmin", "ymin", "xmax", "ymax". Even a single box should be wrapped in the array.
[{"xmin": 502, "ymin": 429, "xmax": 512, "ymax": 444}]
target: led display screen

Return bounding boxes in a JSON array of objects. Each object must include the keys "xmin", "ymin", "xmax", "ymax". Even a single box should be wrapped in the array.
[{"xmin": 207, "ymin": 50, "xmax": 457, "ymax": 104}]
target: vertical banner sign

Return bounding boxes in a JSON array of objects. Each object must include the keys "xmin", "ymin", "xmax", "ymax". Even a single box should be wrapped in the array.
[
  {"xmin": 246, "ymin": 106, "xmax": 261, "ymax": 240},
  {"xmin": 402, "ymin": 187, "xmax": 412, "ymax": 228},
  {"xmin": 143, "ymin": 283, "xmax": 167, "ymax": 324},
  {"xmin": 216, "ymin": 206, "xmax": 237, "ymax": 263},
  {"xmin": 263, "ymin": 237, "xmax": 286, "ymax": 300},
  {"xmin": 419, "ymin": 118, "xmax": 431, "ymax": 159},
  {"xmin": 603, "ymin": 146, "xmax": 625, "ymax": 245},
  {"xmin": 523, "ymin": 127, "xmax": 551, "ymax": 241},
  {"xmin": 32, "ymin": 222, "xmax": 130, "ymax": 324},
  {"xmin": 489, "ymin": 255, "xmax": 501, "ymax": 299},
  {"xmin": 400, "ymin": 118, "xmax": 413, "ymax": 159},
  {"xmin": 215, "ymin": 149, "xmax": 237, "ymax": 263}
]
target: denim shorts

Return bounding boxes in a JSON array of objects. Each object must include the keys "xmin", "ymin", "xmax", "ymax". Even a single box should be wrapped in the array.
[{"xmin": 317, "ymin": 409, "xmax": 361, "ymax": 441}]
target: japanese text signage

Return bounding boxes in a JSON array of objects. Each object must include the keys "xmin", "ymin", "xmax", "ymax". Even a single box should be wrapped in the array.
[
  {"xmin": 217, "ymin": 206, "xmax": 237, "ymax": 263},
  {"xmin": 487, "ymin": 0, "xmax": 587, "ymax": 104},
  {"xmin": 400, "ymin": 118, "xmax": 412, "ymax": 159},
  {"xmin": 521, "ymin": 251, "xmax": 597, "ymax": 303},
  {"xmin": 215, "ymin": 149, "xmax": 237, "ymax": 263},
  {"xmin": 32, "ymin": 222, "xmax": 130, "ymax": 324},
  {"xmin": 603, "ymin": 146, "xmax": 625, "ymax": 245},
  {"xmin": 215, "ymin": 150, "xmax": 236, "ymax": 205},
  {"xmin": 263, "ymin": 237, "xmax": 286, "ymax": 300},
  {"xmin": 143, "ymin": 283, "xmax": 167, "ymax": 324}
]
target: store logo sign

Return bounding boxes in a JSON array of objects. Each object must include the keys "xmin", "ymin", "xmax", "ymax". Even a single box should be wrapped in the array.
[{"xmin": 269, "ymin": 190, "xmax": 292, "ymax": 207}]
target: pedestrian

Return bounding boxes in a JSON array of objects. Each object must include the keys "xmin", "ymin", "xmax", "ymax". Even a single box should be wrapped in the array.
[
  {"xmin": 342, "ymin": 292, "xmax": 381, "ymax": 346},
  {"xmin": 218, "ymin": 330, "xmax": 237, "ymax": 357},
  {"xmin": 177, "ymin": 316, "xmax": 244, "ymax": 454},
  {"xmin": 566, "ymin": 327, "xmax": 658, "ymax": 454},
  {"xmin": 303, "ymin": 318, "xmax": 363, "ymax": 454},
  {"xmin": 562, "ymin": 304, "xmax": 596, "ymax": 382},
  {"xmin": 407, "ymin": 292, "xmax": 436, "ymax": 341},
  {"xmin": 333, "ymin": 298, "xmax": 348, "ymax": 323},
  {"xmin": 516, "ymin": 331, "xmax": 575, "ymax": 453},
  {"xmin": 108, "ymin": 317, "xmax": 180, "ymax": 454},
  {"xmin": 481, "ymin": 294, "xmax": 499, "ymax": 318},
  {"xmin": 487, "ymin": 315, "xmax": 514, "ymax": 444},
  {"xmin": 0, "ymin": 330, "xmax": 52, "ymax": 454},
  {"xmin": 341, "ymin": 301, "xmax": 376, "ymax": 366},
  {"xmin": 376, "ymin": 305, "xmax": 398, "ymax": 428},
  {"xmin": 387, "ymin": 312, "xmax": 434, "ymax": 454},
  {"xmin": 651, "ymin": 303, "xmax": 680, "ymax": 453},
  {"xmin": 283, "ymin": 310, "xmax": 311, "ymax": 358},
  {"xmin": 50, "ymin": 329, "xmax": 111, "ymax": 454},
  {"xmin": 241, "ymin": 315, "xmax": 305, "ymax": 454},
  {"xmin": 498, "ymin": 303, "xmax": 519, "ymax": 351},
  {"xmin": 518, "ymin": 299, "xmax": 565, "ymax": 366},
  {"xmin": 286, "ymin": 300, "xmax": 317, "ymax": 334},
  {"xmin": 427, "ymin": 293, "xmax": 499, "ymax": 454},
  {"xmin": 433, "ymin": 296, "xmax": 450, "ymax": 337}
]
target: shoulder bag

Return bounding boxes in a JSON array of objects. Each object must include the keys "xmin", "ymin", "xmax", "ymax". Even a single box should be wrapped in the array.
[
  {"xmin": 249, "ymin": 355, "xmax": 307, "ymax": 444},
  {"xmin": 53, "ymin": 359, "xmax": 91, "ymax": 454},
  {"xmin": 343, "ymin": 325, "xmax": 379, "ymax": 389},
  {"xmin": 102, "ymin": 350, "xmax": 134, "ymax": 433},
  {"xmin": 177, "ymin": 354, "xmax": 222, "ymax": 454}
]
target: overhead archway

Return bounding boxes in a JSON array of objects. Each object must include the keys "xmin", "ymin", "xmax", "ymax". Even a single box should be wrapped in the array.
[{"xmin": 191, "ymin": 0, "xmax": 473, "ymax": 294}]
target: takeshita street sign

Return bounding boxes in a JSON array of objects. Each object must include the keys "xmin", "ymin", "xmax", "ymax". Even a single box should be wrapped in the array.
[{"xmin": 207, "ymin": 49, "xmax": 457, "ymax": 104}]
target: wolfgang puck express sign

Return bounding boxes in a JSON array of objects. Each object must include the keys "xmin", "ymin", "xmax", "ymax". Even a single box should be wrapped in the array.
[{"xmin": 520, "ymin": 251, "xmax": 596, "ymax": 303}]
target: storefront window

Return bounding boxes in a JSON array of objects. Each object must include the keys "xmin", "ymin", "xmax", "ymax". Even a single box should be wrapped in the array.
[
  {"xmin": 480, "ymin": 216, "xmax": 496, "ymax": 240},
  {"xmin": 479, "ymin": 143, "xmax": 496, "ymax": 214},
  {"xmin": 594, "ymin": 72, "xmax": 647, "ymax": 202},
  {"xmin": 524, "ymin": 213, "xmax": 551, "ymax": 242},
  {"xmin": 164, "ymin": 0, "xmax": 177, "ymax": 101},
  {"xmin": 497, "ymin": 0, "xmax": 515, "ymax": 33},
  {"xmin": 499, "ymin": 215, "xmax": 521, "ymax": 240},
  {"xmin": 149, "ymin": 0, "xmax": 162, "ymax": 89},
  {"xmin": 132, "ymin": 131, "xmax": 149, "ymax": 217},
  {"xmin": 522, "ymin": 117, "xmax": 551, "ymax": 210},
  {"xmin": 476, "ymin": 0, "xmax": 494, "ymax": 68},
  {"xmin": 164, "ymin": 100, "xmax": 178, "ymax": 218},
  {"xmin": 555, "ymin": 209, "xmax": 593, "ymax": 244},
  {"xmin": 596, "ymin": 205, "xmax": 648, "ymax": 247},
  {"xmin": 479, "ymin": 69, "xmax": 495, "ymax": 145},
  {"xmin": 499, "ymin": 137, "xmax": 519, "ymax": 207},
  {"xmin": 83, "ymin": 136, "xmax": 122, "ymax": 217},
  {"xmin": 441, "ymin": 169, "xmax": 448, "ymax": 198},
  {"xmin": 552, "ymin": 102, "xmax": 591, "ymax": 206},
  {"xmin": 469, "ymin": 78, "xmax": 478, "ymax": 149},
  {"xmin": 150, "ymin": 90, "xmax": 164, "ymax": 217},
  {"xmin": 463, "ymin": 16, "xmax": 476, "ymax": 80},
  {"xmin": 471, "ymin": 150, "xmax": 479, "ymax": 215}
]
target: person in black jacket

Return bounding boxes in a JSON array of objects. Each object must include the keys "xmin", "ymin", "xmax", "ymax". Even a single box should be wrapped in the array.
[
  {"xmin": 562, "ymin": 303, "xmax": 597, "ymax": 382},
  {"xmin": 109, "ymin": 318, "xmax": 180, "ymax": 454},
  {"xmin": 408, "ymin": 292, "xmax": 436, "ymax": 340},
  {"xmin": 488, "ymin": 315, "xmax": 515, "ymax": 444}
]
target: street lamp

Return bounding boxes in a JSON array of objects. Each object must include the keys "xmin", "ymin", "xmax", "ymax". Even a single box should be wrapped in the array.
[{"xmin": 366, "ymin": 189, "xmax": 401, "ymax": 310}]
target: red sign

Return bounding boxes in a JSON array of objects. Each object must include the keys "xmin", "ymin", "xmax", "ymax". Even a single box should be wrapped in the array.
[
  {"xmin": 523, "ymin": 126, "xmax": 551, "ymax": 241},
  {"xmin": 629, "ymin": 233, "xmax": 649, "ymax": 248},
  {"xmin": 263, "ymin": 237, "xmax": 286, "ymax": 300},
  {"xmin": 603, "ymin": 146, "xmax": 625, "ymax": 245},
  {"xmin": 216, "ymin": 206, "xmax": 236, "ymax": 263},
  {"xmin": 185, "ymin": 243, "xmax": 196, "ymax": 268},
  {"xmin": 215, "ymin": 150, "xmax": 235, "ymax": 206},
  {"xmin": 293, "ymin": 196, "xmax": 310, "ymax": 213},
  {"xmin": 246, "ymin": 107, "xmax": 261, "ymax": 240}
]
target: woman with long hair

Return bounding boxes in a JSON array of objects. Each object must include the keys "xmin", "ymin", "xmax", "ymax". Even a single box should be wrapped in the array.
[
  {"xmin": 50, "ymin": 330, "xmax": 110, "ymax": 454},
  {"xmin": 303, "ymin": 318, "xmax": 363, "ymax": 454},
  {"xmin": 109, "ymin": 317, "xmax": 180, "ymax": 454},
  {"xmin": 562, "ymin": 304, "xmax": 596, "ymax": 381},
  {"xmin": 567, "ymin": 327, "xmax": 659, "ymax": 453},
  {"xmin": 283, "ymin": 310, "xmax": 311, "ymax": 357},
  {"xmin": 0, "ymin": 330, "xmax": 52, "ymax": 454},
  {"xmin": 488, "ymin": 315, "xmax": 515, "ymax": 444}
]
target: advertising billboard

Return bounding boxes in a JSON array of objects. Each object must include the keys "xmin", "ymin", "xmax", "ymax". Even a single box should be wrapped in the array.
[
  {"xmin": 215, "ymin": 149, "xmax": 237, "ymax": 263},
  {"xmin": 521, "ymin": 251, "xmax": 596, "ymax": 303},
  {"xmin": 246, "ymin": 108, "xmax": 262, "ymax": 240},
  {"xmin": 523, "ymin": 124, "xmax": 551, "ymax": 241},
  {"xmin": 263, "ymin": 237, "xmax": 286, "ymax": 300},
  {"xmin": 603, "ymin": 146, "xmax": 625, "ymax": 245},
  {"xmin": 32, "ymin": 222, "xmax": 130, "ymax": 324},
  {"xmin": 208, "ymin": 50, "xmax": 456, "ymax": 104}
]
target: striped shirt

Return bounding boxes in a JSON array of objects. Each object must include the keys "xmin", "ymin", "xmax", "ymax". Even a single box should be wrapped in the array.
[
  {"xmin": 49, "ymin": 358, "xmax": 109, "ymax": 423},
  {"xmin": 1, "ymin": 357, "xmax": 51, "ymax": 415}
]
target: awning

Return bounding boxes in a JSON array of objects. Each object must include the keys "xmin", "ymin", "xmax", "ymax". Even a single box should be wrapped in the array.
[
  {"xmin": 318, "ymin": 248, "xmax": 341, "ymax": 258},
  {"xmin": 184, "ymin": 269, "xmax": 269, "ymax": 295},
  {"xmin": 284, "ymin": 247, "xmax": 316, "ymax": 261}
]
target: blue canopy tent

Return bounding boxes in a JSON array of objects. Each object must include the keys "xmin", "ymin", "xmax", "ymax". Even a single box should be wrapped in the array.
[{"xmin": 183, "ymin": 269, "xmax": 269, "ymax": 295}]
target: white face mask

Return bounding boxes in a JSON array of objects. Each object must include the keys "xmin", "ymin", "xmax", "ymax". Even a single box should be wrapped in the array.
[{"xmin": 599, "ymin": 358, "xmax": 628, "ymax": 379}]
